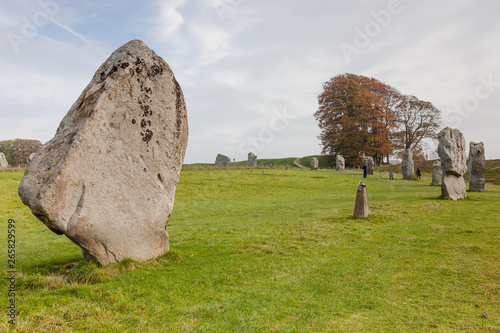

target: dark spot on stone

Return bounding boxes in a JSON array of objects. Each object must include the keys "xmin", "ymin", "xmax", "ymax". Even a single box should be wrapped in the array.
[
  {"xmin": 142, "ymin": 129, "xmax": 153, "ymax": 143},
  {"xmin": 150, "ymin": 63, "xmax": 163, "ymax": 76},
  {"xmin": 157, "ymin": 173, "xmax": 164, "ymax": 183},
  {"xmin": 144, "ymin": 168, "xmax": 147, "ymax": 172},
  {"xmin": 120, "ymin": 62, "xmax": 129, "ymax": 69},
  {"xmin": 132, "ymin": 119, "xmax": 136, "ymax": 124},
  {"xmin": 100, "ymin": 71, "xmax": 106, "ymax": 81},
  {"xmin": 172, "ymin": 76, "xmax": 183, "ymax": 138},
  {"xmin": 140, "ymin": 119, "xmax": 147, "ymax": 128},
  {"xmin": 129, "ymin": 68, "xmax": 134, "ymax": 76},
  {"xmin": 67, "ymin": 132, "xmax": 77, "ymax": 145},
  {"xmin": 77, "ymin": 100, "xmax": 84, "ymax": 111}
]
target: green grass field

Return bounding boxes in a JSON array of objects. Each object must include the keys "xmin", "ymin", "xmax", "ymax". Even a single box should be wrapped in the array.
[{"xmin": 1, "ymin": 166, "xmax": 500, "ymax": 332}]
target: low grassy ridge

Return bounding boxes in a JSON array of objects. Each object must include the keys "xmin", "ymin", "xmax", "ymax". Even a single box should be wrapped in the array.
[
  {"xmin": 183, "ymin": 157, "xmax": 301, "ymax": 169},
  {"xmin": 1, "ymin": 167, "xmax": 500, "ymax": 332}
]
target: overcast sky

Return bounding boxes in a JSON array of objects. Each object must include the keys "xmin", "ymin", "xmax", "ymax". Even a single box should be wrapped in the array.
[{"xmin": 1, "ymin": 0, "xmax": 499, "ymax": 163}]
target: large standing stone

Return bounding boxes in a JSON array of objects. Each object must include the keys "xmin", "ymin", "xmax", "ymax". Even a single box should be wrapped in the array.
[
  {"xmin": 401, "ymin": 148, "xmax": 414, "ymax": 179},
  {"xmin": 353, "ymin": 182, "xmax": 370, "ymax": 218},
  {"xmin": 247, "ymin": 152, "xmax": 257, "ymax": 167},
  {"xmin": 336, "ymin": 155, "xmax": 345, "ymax": 171},
  {"xmin": 438, "ymin": 127, "xmax": 467, "ymax": 200},
  {"xmin": 311, "ymin": 157, "xmax": 319, "ymax": 170},
  {"xmin": 468, "ymin": 141, "xmax": 485, "ymax": 192},
  {"xmin": 363, "ymin": 156, "xmax": 374, "ymax": 175},
  {"xmin": 18, "ymin": 40, "xmax": 189, "ymax": 265},
  {"xmin": 0, "ymin": 152, "xmax": 8, "ymax": 168},
  {"xmin": 215, "ymin": 154, "xmax": 231, "ymax": 168},
  {"xmin": 431, "ymin": 160, "xmax": 442, "ymax": 186}
]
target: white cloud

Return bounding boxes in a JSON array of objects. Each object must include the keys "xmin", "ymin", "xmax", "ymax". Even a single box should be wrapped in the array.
[{"xmin": 155, "ymin": 0, "xmax": 187, "ymax": 38}]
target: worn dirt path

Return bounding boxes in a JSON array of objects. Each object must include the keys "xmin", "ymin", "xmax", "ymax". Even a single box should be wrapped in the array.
[{"xmin": 293, "ymin": 158, "xmax": 307, "ymax": 169}]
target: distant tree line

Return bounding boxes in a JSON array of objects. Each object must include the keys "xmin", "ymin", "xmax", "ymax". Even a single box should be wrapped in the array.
[
  {"xmin": 0, "ymin": 139, "xmax": 42, "ymax": 165},
  {"xmin": 314, "ymin": 73, "xmax": 441, "ymax": 166}
]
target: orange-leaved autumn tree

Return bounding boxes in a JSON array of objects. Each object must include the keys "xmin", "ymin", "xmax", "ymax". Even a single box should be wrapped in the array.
[
  {"xmin": 314, "ymin": 73, "xmax": 396, "ymax": 165},
  {"xmin": 0, "ymin": 139, "xmax": 42, "ymax": 165}
]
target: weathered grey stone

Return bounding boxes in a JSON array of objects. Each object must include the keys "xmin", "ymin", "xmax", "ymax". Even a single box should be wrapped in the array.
[
  {"xmin": 401, "ymin": 148, "xmax": 414, "ymax": 179},
  {"xmin": 438, "ymin": 128, "xmax": 467, "ymax": 176},
  {"xmin": 353, "ymin": 182, "xmax": 370, "ymax": 218},
  {"xmin": 0, "ymin": 152, "xmax": 8, "ymax": 168},
  {"xmin": 311, "ymin": 157, "xmax": 319, "ymax": 170},
  {"xmin": 468, "ymin": 142, "xmax": 485, "ymax": 192},
  {"xmin": 431, "ymin": 160, "xmax": 442, "ymax": 186},
  {"xmin": 247, "ymin": 152, "xmax": 257, "ymax": 168},
  {"xmin": 18, "ymin": 40, "xmax": 189, "ymax": 265},
  {"xmin": 336, "ymin": 155, "xmax": 345, "ymax": 171},
  {"xmin": 363, "ymin": 156, "xmax": 374, "ymax": 175},
  {"xmin": 215, "ymin": 154, "xmax": 231, "ymax": 168},
  {"xmin": 28, "ymin": 153, "xmax": 36, "ymax": 163},
  {"xmin": 438, "ymin": 127, "xmax": 467, "ymax": 200}
]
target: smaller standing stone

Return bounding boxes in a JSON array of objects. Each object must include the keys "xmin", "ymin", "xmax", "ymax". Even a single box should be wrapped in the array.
[
  {"xmin": 336, "ymin": 155, "xmax": 345, "ymax": 171},
  {"xmin": 353, "ymin": 182, "xmax": 370, "ymax": 218},
  {"xmin": 28, "ymin": 153, "xmax": 36, "ymax": 163},
  {"xmin": 215, "ymin": 154, "xmax": 231, "ymax": 168},
  {"xmin": 311, "ymin": 157, "xmax": 319, "ymax": 170},
  {"xmin": 0, "ymin": 153, "xmax": 8, "ymax": 168},
  {"xmin": 363, "ymin": 156, "xmax": 374, "ymax": 175},
  {"xmin": 431, "ymin": 160, "xmax": 442, "ymax": 186},
  {"xmin": 401, "ymin": 148, "xmax": 415, "ymax": 179},
  {"xmin": 247, "ymin": 152, "xmax": 257, "ymax": 168},
  {"xmin": 468, "ymin": 142, "xmax": 485, "ymax": 192}
]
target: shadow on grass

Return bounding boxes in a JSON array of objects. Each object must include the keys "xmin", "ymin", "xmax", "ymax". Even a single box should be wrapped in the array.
[{"xmin": 16, "ymin": 250, "xmax": 186, "ymax": 291}]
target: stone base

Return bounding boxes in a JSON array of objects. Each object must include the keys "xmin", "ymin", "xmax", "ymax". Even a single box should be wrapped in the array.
[{"xmin": 441, "ymin": 174, "xmax": 467, "ymax": 200}]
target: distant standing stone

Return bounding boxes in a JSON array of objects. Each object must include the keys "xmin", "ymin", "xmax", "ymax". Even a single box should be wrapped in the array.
[
  {"xmin": 431, "ymin": 160, "xmax": 442, "ymax": 186},
  {"xmin": 353, "ymin": 182, "xmax": 370, "ymax": 218},
  {"xmin": 336, "ymin": 155, "xmax": 345, "ymax": 171},
  {"xmin": 0, "ymin": 152, "xmax": 8, "ymax": 168},
  {"xmin": 311, "ymin": 157, "xmax": 319, "ymax": 170},
  {"xmin": 401, "ymin": 148, "xmax": 415, "ymax": 179},
  {"xmin": 247, "ymin": 152, "xmax": 257, "ymax": 168},
  {"xmin": 363, "ymin": 156, "xmax": 374, "ymax": 175},
  {"xmin": 28, "ymin": 153, "xmax": 36, "ymax": 163},
  {"xmin": 18, "ymin": 40, "xmax": 189, "ymax": 265},
  {"xmin": 438, "ymin": 127, "xmax": 467, "ymax": 200},
  {"xmin": 468, "ymin": 142, "xmax": 485, "ymax": 192},
  {"xmin": 215, "ymin": 154, "xmax": 231, "ymax": 168}
]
